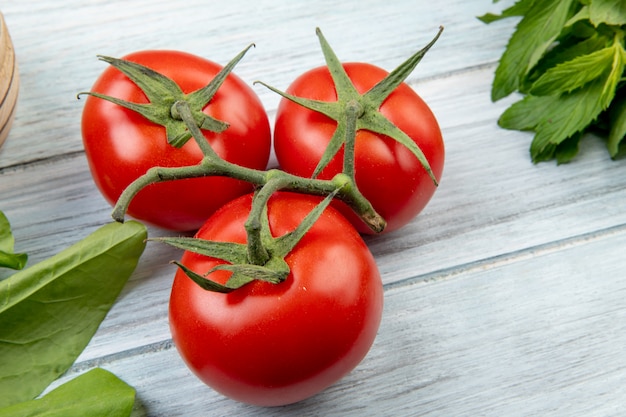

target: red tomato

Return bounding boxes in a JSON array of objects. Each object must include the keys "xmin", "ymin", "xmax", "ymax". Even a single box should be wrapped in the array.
[
  {"xmin": 81, "ymin": 50, "xmax": 271, "ymax": 231},
  {"xmin": 169, "ymin": 192, "xmax": 383, "ymax": 406},
  {"xmin": 273, "ymin": 63, "xmax": 444, "ymax": 234}
]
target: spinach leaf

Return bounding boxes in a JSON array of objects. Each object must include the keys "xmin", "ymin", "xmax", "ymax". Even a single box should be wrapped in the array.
[
  {"xmin": 0, "ymin": 210, "xmax": 27, "ymax": 271},
  {"xmin": 0, "ymin": 221, "xmax": 147, "ymax": 408},
  {"xmin": 0, "ymin": 368, "xmax": 135, "ymax": 417}
]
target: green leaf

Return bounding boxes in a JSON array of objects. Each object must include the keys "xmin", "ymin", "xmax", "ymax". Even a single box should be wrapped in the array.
[
  {"xmin": 608, "ymin": 92, "xmax": 626, "ymax": 157},
  {"xmin": 0, "ymin": 221, "xmax": 147, "ymax": 408},
  {"xmin": 491, "ymin": 0, "xmax": 576, "ymax": 101},
  {"xmin": 477, "ymin": 0, "xmax": 537, "ymax": 23},
  {"xmin": 529, "ymin": 77, "xmax": 611, "ymax": 161},
  {"xmin": 0, "ymin": 211, "xmax": 27, "ymax": 271},
  {"xmin": 0, "ymin": 368, "xmax": 135, "ymax": 417},
  {"xmin": 500, "ymin": 39, "xmax": 625, "ymax": 162},
  {"xmin": 498, "ymin": 94, "xmax": 559, "ymax": 131},
  {"xmin": 521, "ymin": 32, "xmax": 609, "ymax": 92},
  {"xmin": 529, "ymin": 45, "xmax": 616, "ymax": 95},
  {"xmin": 555, "ymin": 132, "xmax": 582, "ymax": 164},
  {"xmin": 589, "ymin": 0, "xmax": 626, "ymax": 26}
]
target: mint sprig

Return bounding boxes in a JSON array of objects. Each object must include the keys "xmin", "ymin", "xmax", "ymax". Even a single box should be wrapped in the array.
[{"xmin": 479, "ymin": 0, "xmax": 626, "ymax": 163}]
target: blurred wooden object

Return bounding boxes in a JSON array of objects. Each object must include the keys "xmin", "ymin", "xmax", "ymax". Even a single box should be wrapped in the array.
[{"xmin": 0, "ymin": 12, "xmax": 18, "ymax": 150}]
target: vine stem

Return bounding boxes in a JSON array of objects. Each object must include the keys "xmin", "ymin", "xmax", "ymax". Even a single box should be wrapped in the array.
[{"xmin": 111, "ymin": 100, "xmax": 386, "ymax": 233}]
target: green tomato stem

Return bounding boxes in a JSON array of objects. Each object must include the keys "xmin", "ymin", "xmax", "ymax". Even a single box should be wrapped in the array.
[{"xmin": 112, "ymin": 99, "xmax": 386, "ymax": 233}]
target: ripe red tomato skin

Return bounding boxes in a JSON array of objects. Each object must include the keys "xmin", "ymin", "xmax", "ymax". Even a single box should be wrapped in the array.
[
  {"xmin": 81, "ymin": 50, "xmax": 271, "ymax": 231},
  {"xmin": 273, "ymin": 62, "xmax": 444, "ymax": 234},
  {"xmin": 169, "ymin": 192, "xmax": 383, "ymax": 406}
]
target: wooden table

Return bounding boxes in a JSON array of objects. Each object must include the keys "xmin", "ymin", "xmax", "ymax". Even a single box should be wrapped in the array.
[{"xmin": 2, "ymin": 1, "xmax": 625, "ymax": 415}]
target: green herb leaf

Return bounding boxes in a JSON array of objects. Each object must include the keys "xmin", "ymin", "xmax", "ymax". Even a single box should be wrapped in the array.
[
  {"xmin": 498, "ymin": 93, "xmax": 559, "ymax": 131},
  {"xmin": 491, "ymin": 0, "xmax": 576, "ymax": 101},
  {"xmin": 589, "ymin": 0, "xmax": 626, "ymax": 26},
  {"xmin": 522, "ymin": 33, "xmax": 609, "ymax": 92},
  {"xmin": 0, "ymin": 211, "xmax": 27, "ymax": 271},
  {"xmin": 608, "ymin": 93, "xmax": 626, "ymax": 157},
  {"xmin": 0, "ymin": 368, "xmax": 135, "ymax": 417},
  {"xmin": 481, "ymin": 0, "xmax": 626, "ymax": 163},
  {"xmin": 0, "ymin": 221, "xmax": 147, "ymax": 408},
  {"xmin": 529, "ymin": 45, "xmax": 617, "ymax": 95},
  {"xmin": 501, "ymin": 77, "xmax": 614, "ymax": 162}
]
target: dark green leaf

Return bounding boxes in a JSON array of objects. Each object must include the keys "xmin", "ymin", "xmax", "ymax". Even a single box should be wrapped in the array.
[
  {"xmin": 491, "ymin": 0, "xmax": 576, "ymax": 101},
  {"xmin": 608, "ymin": 92, "xmax": 626, "ymax": 157},
  {"xmin": 529, "ymin": 77, "xmax": 610, "ymax": 160},
  {"xmin": 589, "ymin": 0, "xmax": 626, "ymax": 26},
  {"xmin": 0, "ymin": 368, "xmax": 135, "ymax": 417},
  {"xmin": 0, "ymin": 211, "xmax": 27, "ymax": 271},
  {"xmin": 555, "ymin": 133, "xmax": 582, "ymax": 163},
  {"xmin": 0, "ymin": 221, "xmax": 147, "ymax": 407}
]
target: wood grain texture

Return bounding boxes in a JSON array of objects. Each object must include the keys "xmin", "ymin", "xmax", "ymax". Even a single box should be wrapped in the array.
[{"xmin": 1, "ymin": 0, "xmax": 625, "ymax": 416}]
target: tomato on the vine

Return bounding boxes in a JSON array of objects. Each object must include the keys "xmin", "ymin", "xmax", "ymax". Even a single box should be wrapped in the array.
[
  {"xmin": 273, "ymin": 62, "xmax": 444, "ymax": 234},
  {"xmin": 169, "ymin": 192, "xmax": 383, "ymax": 406},
  {"xmin": 81, "ymin": 50, "xmax": 271, "ymax": 231}
]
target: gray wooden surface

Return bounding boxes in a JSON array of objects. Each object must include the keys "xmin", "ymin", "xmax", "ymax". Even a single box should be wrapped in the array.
[{"xmin": 1, "ymin": 1, "xmax": 625, "ymax": 416}]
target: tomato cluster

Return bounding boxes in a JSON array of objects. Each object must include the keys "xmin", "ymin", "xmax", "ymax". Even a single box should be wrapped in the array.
[{"xmin": 81, "ymin": 30, "xmax": 444, "ymax": 407}]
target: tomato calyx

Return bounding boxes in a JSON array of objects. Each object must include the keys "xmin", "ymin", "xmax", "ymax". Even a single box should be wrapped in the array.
[
  {"xmin": 78, "ymin": 44, "xmax": 256, "ymax": 148},
  {"xmin": 91, "ymin": 28, "xmax": 445, "ymax": 291},
  {"xmin": 256, "ymin": 27, "xmax": 444, "ymax": 185},
  {"xmin": 111, "ymin": 98, "xmax": 386, "ymax": 234},
  {"xmin": 152, "ymin": 189, "xmax": 340, "ymax": 293}
]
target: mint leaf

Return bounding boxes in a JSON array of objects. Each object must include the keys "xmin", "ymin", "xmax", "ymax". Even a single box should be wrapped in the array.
[
  {"xmin": 555, "ymin": 133, "xmax": 582, "ymax": 164},
  {"xmin": 491, "ymin": 0, "xmax": 576, "ymax": 101},
  {"xmin": 608, "ymin": 93, "xmax": 626, "ymax": 157},
  {"xmin": 482, "ymin": 0, "xmax": 626, "ymax": 163},
  {"xmin": 499, "ymin": 94, "xmax": 559, "ymax": 131},
  {"xmin": 522, "ymin": 31, "xmax": 608, "ymax": 92},
  {"xmin": 589, "ymin": 0, "xmax": 626, "ymax": 26},
  {"xmin": 529, "ymin": 45, "xmax": 617, "ymax": 95},
  {"xmin": 530, "ymin": 76, "xmax": 612, "ymax": 161}
]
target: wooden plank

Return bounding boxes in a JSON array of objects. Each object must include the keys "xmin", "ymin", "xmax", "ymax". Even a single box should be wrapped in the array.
[{"xmin": 46, "ymin": 225, "xmax": 626, "ymax": 416}]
